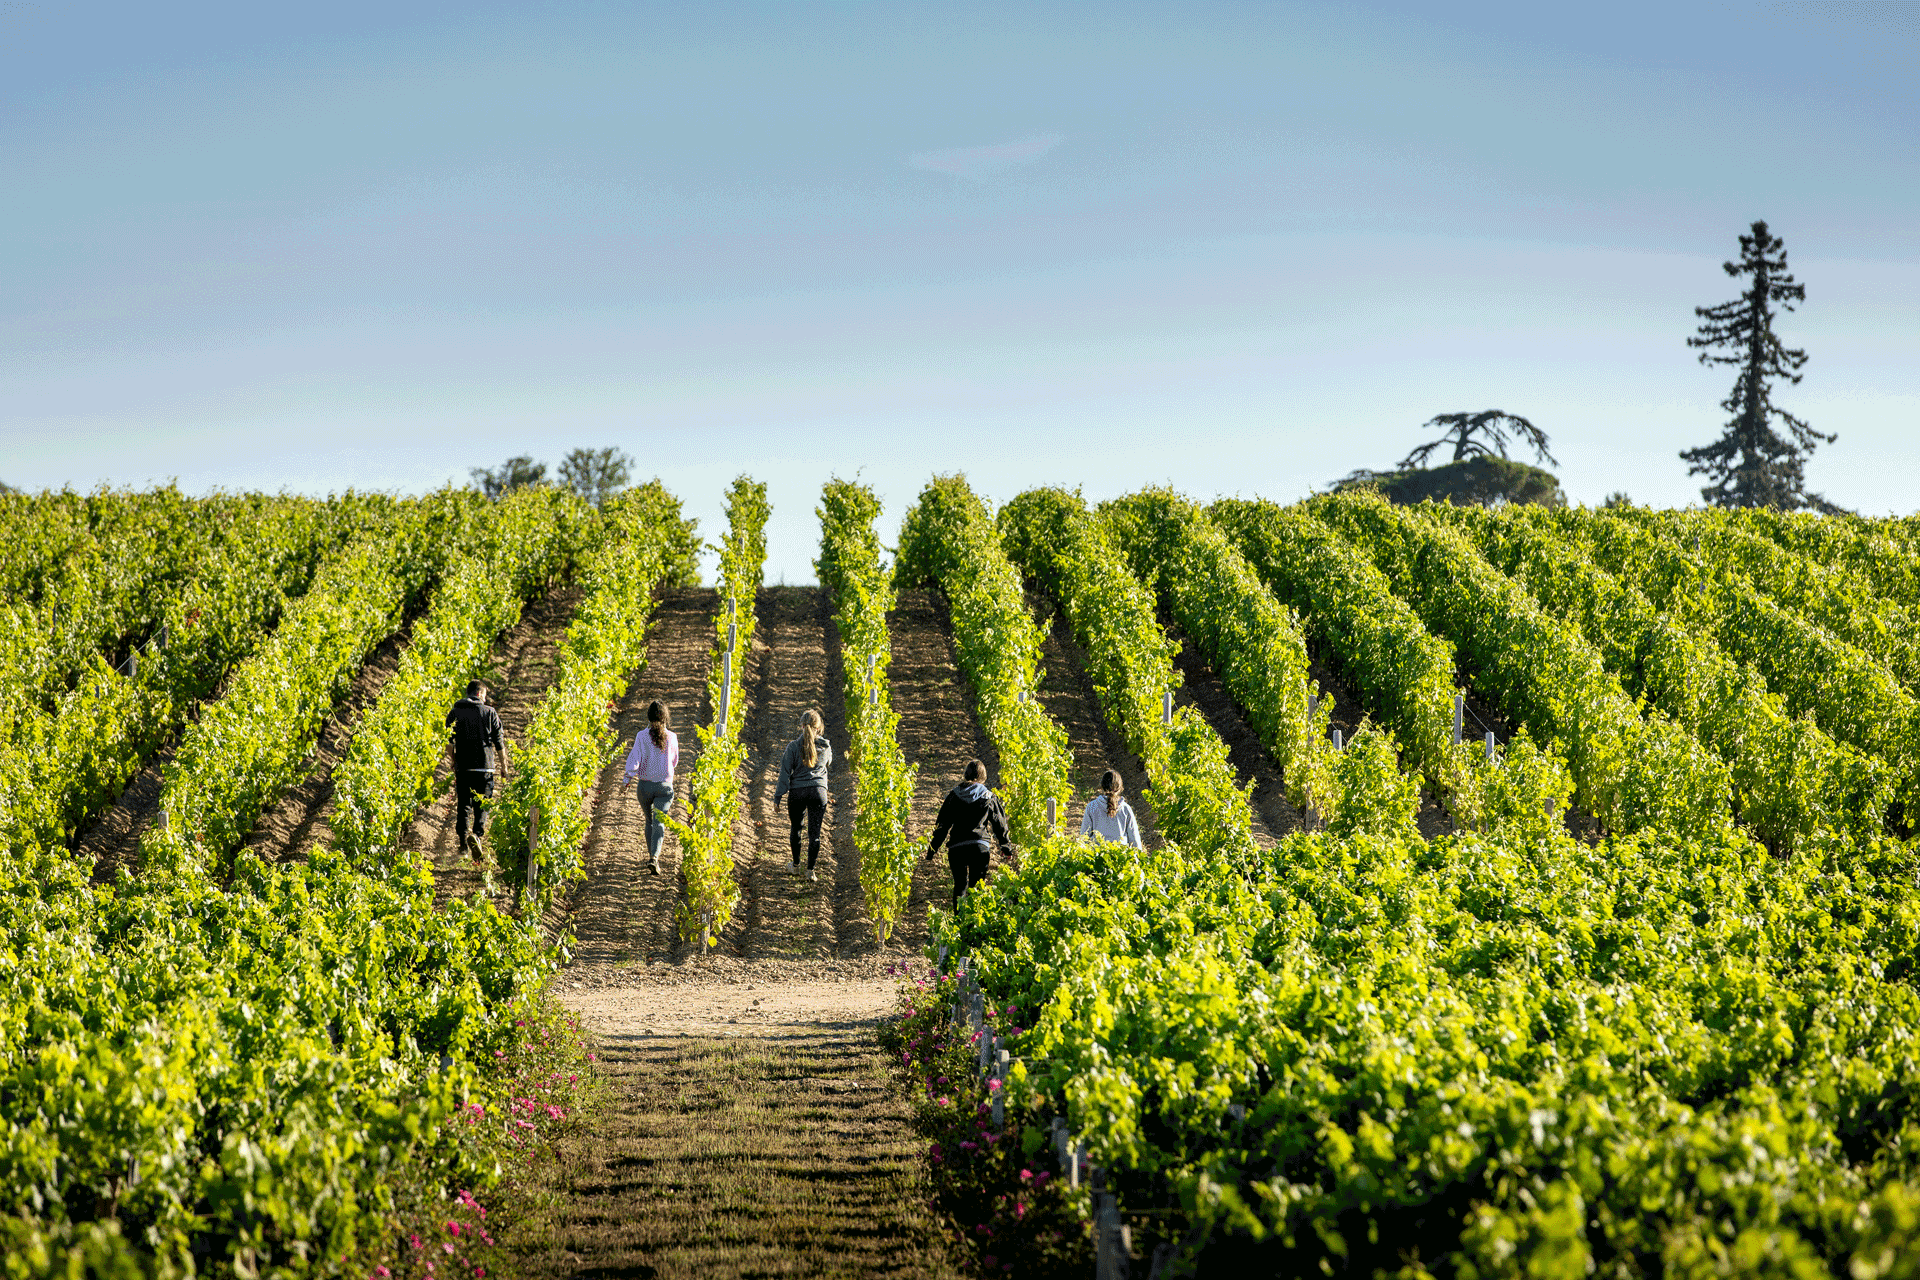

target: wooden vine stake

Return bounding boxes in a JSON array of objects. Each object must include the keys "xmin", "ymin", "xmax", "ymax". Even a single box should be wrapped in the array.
[
  {"xmin": 1046, "ymin": 797, "xmax": 1057, "ymax": 835},
  {"xmin": 1161, "ymin": 690, "xmax": 1173, "ymax": 727},
  {"xmin": 1453, "ymin": 693, "xmax": 1465, "ymax": 745},
  {"xmin": 1485, "ymin": 731, "xmax": 1497, "ymax": 765},
  {"xmin": 952, "ymin": 960, "xmax": 971, "ymax": 1027},
  {"xmin": 719, "ymin": 650, "xmax": 733, "ymax": 731},
  {"xmin": 1305, "ymin": 685, "xmax": 1324, "ymax": 829},
  {"xmin": 527, "ymin": 805, "xmax": 541, "ymax": 891},
  {"xmin": 1094, "ymin": 1194, "xmax": 1130, "ymax": 1280}
]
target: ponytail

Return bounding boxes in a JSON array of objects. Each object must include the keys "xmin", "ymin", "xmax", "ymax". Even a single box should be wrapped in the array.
[
  {"xmin": 648, "ymin": 700, "xmax": 670, "ymax": 749},
  {"xmin": 799, "ymin": 709, "xmax": 824, "ymax": 767},
  {"xmin": 1099, "ymin": 768, "xmax": 1122, "ymax": 817}
]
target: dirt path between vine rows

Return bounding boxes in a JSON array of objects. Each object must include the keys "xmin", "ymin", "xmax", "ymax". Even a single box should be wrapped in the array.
[
  {"xmin": 719, "ymin": 586, "xmax": 843, "ymax": 962},
  {"xmin": 882, "ymin": 589, "xmax": 1004, "ymax": 951},
  {"xmin": 81, "ymin": 739, "xmax": 180, "ymax": 885},
  {"xmin": 241, "ymin": 626, "xmax": 417, "ymax": 865}
]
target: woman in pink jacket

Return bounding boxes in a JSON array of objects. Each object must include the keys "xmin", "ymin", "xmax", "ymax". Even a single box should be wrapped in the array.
[{"xmin": 622, "ymin": 700, "xmax": 678, "ymax": 875}]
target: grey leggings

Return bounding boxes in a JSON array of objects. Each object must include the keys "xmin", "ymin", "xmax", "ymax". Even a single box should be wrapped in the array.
[{"xmin": 635, "ymin": 779, "xmax": 673, "ymax": 858}]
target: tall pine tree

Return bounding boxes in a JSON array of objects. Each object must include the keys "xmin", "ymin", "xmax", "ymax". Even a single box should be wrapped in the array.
[{"xmin": 1680, "ymin": 220, "xmax": 1840, "ymax": 512}]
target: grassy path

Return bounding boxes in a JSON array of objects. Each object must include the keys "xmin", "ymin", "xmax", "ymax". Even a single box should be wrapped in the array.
[{"xmin": 506, "ymin": 1018, "xmax": 960, "ymax": 1279}]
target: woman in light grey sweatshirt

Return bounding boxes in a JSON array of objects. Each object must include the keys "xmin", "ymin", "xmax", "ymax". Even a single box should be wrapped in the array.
[
  {"xmin": 1079, "ymin": 769, "xmax": 1143, "ymax": 849},
  {"xmin": 773, "ymin": 708, "xmax": 834, "ymax": 879}
]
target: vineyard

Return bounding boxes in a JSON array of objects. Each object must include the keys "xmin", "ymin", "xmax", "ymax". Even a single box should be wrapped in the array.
[{"xmin": 5, "ymin": 476, "xmax": 1920, "ymax": 1278}]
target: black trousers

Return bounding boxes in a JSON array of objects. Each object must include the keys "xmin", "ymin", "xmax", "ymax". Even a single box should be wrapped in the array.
[
  {"xmin": 454, "ymin": 770, "xmax": 495, "ymax": 838},
  {"xmin": 787, "ymin": 785, "xmax": 827, "ymax": 868},
  {"xmin": 948, "ymin": 844, "xmax": 991, "ymax": 907}
]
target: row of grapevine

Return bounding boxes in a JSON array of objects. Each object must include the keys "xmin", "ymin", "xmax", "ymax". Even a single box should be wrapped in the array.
[
  {"xmin": 938, "ymin": 810, "xmax": 1920, "ymax": 1273},
  {"xmin": 0, "ymin": 482, "xmax": 700, "ymax": 1275},
  {"xmin": 895, "ymin": 475, "xmax": 1071, "ymax": 846},
  {"xmin": 916, "ymin": 489, "xmax": 1920, "ymax": 1275},
  {"xmin": 816, "ymin": 478, "xmax": 919, "ymax": 943},
  {"xmin": 0, "ymin": 490, "xmax": 377, "ymax": 746},
  {"xmin": 0, "ymin": 503, "xmax": 575, "ymax": 1272},
  {"xmin": 331, "ymin": 488, "xmax": 586, "ymax": 866},
  {"xmin": 1440, "ymin": 504, "xmax": 1890, "ymax": 848},
  {"xmin": 1312, "ymin": 491, "xmax": 1733, "ymax": 837},
  {"xmin": 0, "ymin": 487, "xmax": 215, "ymax": 743},
  {"xmin": 0, "ymin": 796, "xmax": 549, "ymax": 1275},
  {"xmin": 1537, "ymin": 506, "xmax": 1920, "ymax": 819},
  {"xmin": 668, "ymin": 476, "xmax": 768, "ymax": 949},
  {"xmin": 999, "ymin": 487, "xmax": 1285, "ymax": 856},
  {"xmin": 1726, "ymin": 506, "xmax": 1920, "ymax": 610},
  {"xmin": 0, "ymin": 499, "xmax": 377, "ymax": 868},
  {"xmin": 1626, "ymin": 506, "xmax": 1920, "ymax": 693},
  {"xmin": 0, "ymin": 488, "xmax": 231, "ymax": 738},
  {"xmin": 490, "ymin": 482, "xmax": 700, "ymax": 912},
  {"xmin": 0, "ymin": 485, "xmax": 102, "ymax": 601},
  {"xmin": 139, "ymin": 495, "xmax": 487, "ymax": 879},
  {"xmin": 0, "ymin": 486, "xmax": 230, "ymax": 605}
]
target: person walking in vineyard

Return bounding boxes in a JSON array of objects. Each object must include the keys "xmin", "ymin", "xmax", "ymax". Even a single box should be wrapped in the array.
[
  {"xmin": 445, "ymin": 679, "xmax": 505, "ymax": 863},
  {"xmin": 772, "ymin": 708, "xmax": 834, "ymax": 881},
  {"xmin": 926, "ymin": 759, "xmax": 1012, "ymax": 906},
  {"xmin": 1078, "ymin": 769, "xmax": 1143, "ymax": 848},
  {"xmin": 622, "ymin": 699, "xmax": 678, "ymax": 876}
]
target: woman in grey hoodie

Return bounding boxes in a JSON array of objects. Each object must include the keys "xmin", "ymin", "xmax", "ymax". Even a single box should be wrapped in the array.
[{"xmin": 773, "ymin": 708, "xmax": 833, "ymax": 880}]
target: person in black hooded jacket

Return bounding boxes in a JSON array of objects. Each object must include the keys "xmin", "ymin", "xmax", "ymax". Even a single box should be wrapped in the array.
[
  {"xmin": 926, "ymin": 759, "xmax": 1011, "ymax": 906},
  {"xmin": 446, "ymin": 679, "xmax": 506, "ymax": 861}
]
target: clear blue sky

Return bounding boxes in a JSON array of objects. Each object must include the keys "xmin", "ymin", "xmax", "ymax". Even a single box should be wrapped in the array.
[{"xmin": 4, "ymin": 1, "xmax": 1915, "ymax": 581}]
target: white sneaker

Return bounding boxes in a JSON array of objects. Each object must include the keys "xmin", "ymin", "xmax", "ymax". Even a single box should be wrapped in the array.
[{"xmin": 809, "ymin": 868, "xmax": 818, "ymax": 882}]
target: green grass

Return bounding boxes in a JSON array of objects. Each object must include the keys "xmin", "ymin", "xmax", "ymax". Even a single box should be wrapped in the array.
[{"xmin": 500, "ymin": 1028, "xmax": 962, "ymax": 1279}]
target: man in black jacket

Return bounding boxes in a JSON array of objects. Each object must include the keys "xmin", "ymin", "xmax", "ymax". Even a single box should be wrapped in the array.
[
  {"xmin": 926, "ymin": 759, "xmax": 1012, "ymax": 906},
  {"xmin": 446, "ymin": 680, "xmax": 506, "ymax": 862}
]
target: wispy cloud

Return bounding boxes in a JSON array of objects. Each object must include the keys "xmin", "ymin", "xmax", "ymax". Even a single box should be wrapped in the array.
[{"xmin": 908, "ymin": 133, "xmax": 1065, "ymax": 180}]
